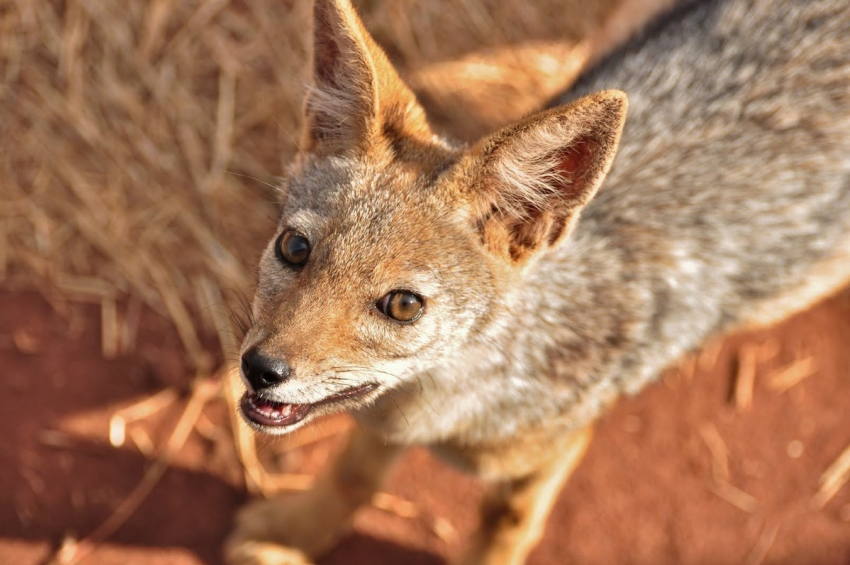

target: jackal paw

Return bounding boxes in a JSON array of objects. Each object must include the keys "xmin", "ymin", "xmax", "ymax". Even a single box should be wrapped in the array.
[{"xmin": 224, "ymin": 493, "xmax": 349, "ymax": 565}]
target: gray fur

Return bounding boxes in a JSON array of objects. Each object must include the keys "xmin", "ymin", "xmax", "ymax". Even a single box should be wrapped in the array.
[{"xmin": 364, "ymin": 0, "xmax": 850, "ymax": 448}]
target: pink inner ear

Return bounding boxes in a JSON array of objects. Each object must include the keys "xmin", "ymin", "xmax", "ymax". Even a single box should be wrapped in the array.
[{"xmin": 554, "ymin": 139, "xmax": 597, "ymax": 200}]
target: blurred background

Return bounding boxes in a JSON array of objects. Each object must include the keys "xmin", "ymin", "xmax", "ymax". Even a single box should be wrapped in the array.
[{"xmin": 1, "ymin": 1, "xmax": 849, "ymax": 564}]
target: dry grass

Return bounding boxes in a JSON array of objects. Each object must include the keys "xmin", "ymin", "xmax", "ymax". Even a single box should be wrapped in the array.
[{"xmin": 1, "ymin": 0, "xmax": 318, "ymax": 370}]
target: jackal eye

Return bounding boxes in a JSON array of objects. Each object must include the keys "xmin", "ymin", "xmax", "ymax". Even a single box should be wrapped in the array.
[
  {"xmin": 377, "ymin": 291, "xmax": 424, "ymax": 323},
  {"xmin": 276, "ymin": 230, "xmax": 311, "ymax": 267}
]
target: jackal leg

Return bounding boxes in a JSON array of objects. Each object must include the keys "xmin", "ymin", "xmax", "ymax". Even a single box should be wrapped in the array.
[
  {"xmin": 459, "ymin": 428, "xmax": 593, "ymax": 565},
  {"xmin": 225, "ymin": 426, "xmax": 400, "ymax": 565}
]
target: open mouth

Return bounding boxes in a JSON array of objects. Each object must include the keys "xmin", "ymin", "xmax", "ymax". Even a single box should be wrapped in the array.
[{"xmin": 239, "ymin": 383, "xmax": 378, "ymax": 430}]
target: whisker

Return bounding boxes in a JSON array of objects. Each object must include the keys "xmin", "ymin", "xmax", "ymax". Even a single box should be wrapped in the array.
[{"xmin": 225, "ymin": 170, "xmax": 281, "ymax": 192}]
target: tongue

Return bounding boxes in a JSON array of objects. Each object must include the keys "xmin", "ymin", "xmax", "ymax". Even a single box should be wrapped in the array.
[{"xmin": 243, "ymin": 393, "xmax": 311, "ymax": 427}]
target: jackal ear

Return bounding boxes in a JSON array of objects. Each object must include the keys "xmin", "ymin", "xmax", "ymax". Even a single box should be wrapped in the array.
[
  {"xmin": 470, "ymin": 90, "xmax": 627, "ymax": 264},
  {"xmin": 304, "ymin": 0, "xmax": 432, "ymax": 155}
]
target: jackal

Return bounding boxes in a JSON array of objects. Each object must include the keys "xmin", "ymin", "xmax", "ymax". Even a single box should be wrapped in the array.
[{"xmin": 226, "ymin": 0, "xmax": 850, "ymax": 563}]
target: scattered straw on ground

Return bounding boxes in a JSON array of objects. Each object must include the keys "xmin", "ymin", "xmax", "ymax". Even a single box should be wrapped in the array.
[
  {"xmin": 699, "ymin": 423, "xmax": 730, "ymax": 482},
  {"xmin": 813, "ymin": 442, "xmax": 850, "ymax": 509},
  {"xmin": 700, "ymin": 422, "xmax": 759, "ymax": 513},
  {"xmin": 50, "ymin": 376, "xmax": 220, "ymax": 565},
  {"xmin": 734, "ymin": 343, "xmax": 758, "ymax": 410},
  {"xmin": 742, "ymin": 521, "xmax": 780, "ymax": 565},
  {"xmin": 108, "ymin": 387, "xmax": 179, "ymax": 448},
  {"xmin": 768, "ymin": 356, "xmax": 817, "ymax": 392},
  {"xmin": 711, "ymin": 480, "xmax": 758, "ymax": 513}
]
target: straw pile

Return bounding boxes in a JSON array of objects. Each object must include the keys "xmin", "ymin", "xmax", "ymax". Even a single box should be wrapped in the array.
[
  {"xmin": 0, "ymin": 0, "xmax": 628, "ymax": 369},
  {"xmin": 2, "ymin": 0, "xmax": 311, "ymax": 368}
]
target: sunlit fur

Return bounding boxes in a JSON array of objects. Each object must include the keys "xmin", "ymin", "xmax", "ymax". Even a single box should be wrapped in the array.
[{"xmin": 227, "ymin": 0, "xmax": 850, "ymax": 564}]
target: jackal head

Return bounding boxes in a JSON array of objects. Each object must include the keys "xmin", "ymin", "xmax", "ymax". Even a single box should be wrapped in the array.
[{"xmin": 238, "ymin": 0, "xmax": 627, "ymax": 434}]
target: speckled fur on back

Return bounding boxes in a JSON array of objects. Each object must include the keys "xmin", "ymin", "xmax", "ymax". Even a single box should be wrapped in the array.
[
  {"xmin": 227, "ymin": 1, "xmax": 850, "ymax": 564},
  {"xmin": 363, "ymin": 0, "xmax": 850, "ymax": 449},
  {"xmin": 550, "ymin": 0, "xmax": 850, "ymax": 415}
]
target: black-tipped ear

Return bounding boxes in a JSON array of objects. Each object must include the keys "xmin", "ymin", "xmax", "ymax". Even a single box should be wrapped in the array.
[
  {"xmin": 471, "ymin": 90, "xmax": 628, "ymax": 263},
  {"xmin": 304, "ymin": 0, "xmax": 433, "ymax": 156}
]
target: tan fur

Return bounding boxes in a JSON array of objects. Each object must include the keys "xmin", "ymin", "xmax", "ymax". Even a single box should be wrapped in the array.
[
  {"xmin": 225, "ymin": 428, "xmax": 399, "ymax": 565},
  {"xmin": 455, "ymin": 429, "xmax": 592, "ymax": 565},
  {"xmin": 226, "ymin": 0, "xmax": 850, "ymax": 563}
]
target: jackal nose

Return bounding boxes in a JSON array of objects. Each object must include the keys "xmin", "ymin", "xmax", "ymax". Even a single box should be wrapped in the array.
[{"xmin": 241, "ymin": 348, "xmax": 292, "ymax": 390}]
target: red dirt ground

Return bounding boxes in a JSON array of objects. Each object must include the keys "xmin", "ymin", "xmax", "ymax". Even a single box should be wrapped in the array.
[{"xmin": 2, "ymin": 289, "xmax": 849, "ymax": 565}]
